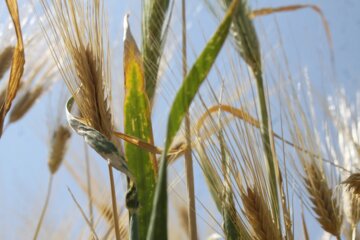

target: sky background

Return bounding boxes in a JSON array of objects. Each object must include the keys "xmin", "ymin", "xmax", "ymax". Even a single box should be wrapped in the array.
[{"xmin": 0, "ymin": 0, "xmax": 359, "ymax": 239}]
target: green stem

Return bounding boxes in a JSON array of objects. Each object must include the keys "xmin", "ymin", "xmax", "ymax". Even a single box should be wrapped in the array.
[
  {"xmin": 254, "ymin": 71, "xmax": 280, "ymax": 226},
  {"xmin": 182, "ymin": 0, "xmax": 198, "ymax": 239},
  {"xmin": 33, "ymin": 174, "xmax": 53, "ymax": 240}
]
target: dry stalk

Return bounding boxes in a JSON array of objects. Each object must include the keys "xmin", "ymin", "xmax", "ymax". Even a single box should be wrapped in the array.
[
  {"xmin": 33, "ymin": 175, "xmax": 53, "ymax": 240},
  {"xmin": 0, "ymin": 0, "xmax": 25, "ymax": 136}
]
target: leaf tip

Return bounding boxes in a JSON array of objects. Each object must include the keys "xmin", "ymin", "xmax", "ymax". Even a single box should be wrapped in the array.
[{"xmin": 123, "ymin": 13, "xmax": 131, "ymax": 42}]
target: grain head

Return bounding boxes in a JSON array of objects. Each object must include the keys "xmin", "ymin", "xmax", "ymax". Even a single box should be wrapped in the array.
[
  {"xmin": 40, "ymin": 0, "xmax": 112, "ymax": 138},
  {"xmin": 48, "ymin": 125, "xmax": 71, "ymax": 174},
  {"xmin": 303, "ymin": 162, "xmax": 342, "ymax": 237},
  {"xmin": 9, "ymin": 85, "xmax": 44, "ymax": 123},
  {"xmin": 241, "ymin": 187, "xmax": 282, "ymax": 240}
]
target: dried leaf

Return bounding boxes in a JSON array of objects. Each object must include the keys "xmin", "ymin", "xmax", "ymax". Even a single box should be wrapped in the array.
[{"xmin": 0, "ymin": 0, "xmax": 25, "ymax": 136}]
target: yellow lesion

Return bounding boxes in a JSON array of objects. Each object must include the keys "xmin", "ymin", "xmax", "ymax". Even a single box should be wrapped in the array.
[{"xmin": 124, "ymin": 44, "xmax": 145, "ymax": 92}]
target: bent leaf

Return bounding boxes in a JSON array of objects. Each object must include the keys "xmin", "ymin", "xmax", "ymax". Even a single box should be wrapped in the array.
[
  {"xmin": 146, "ymin": 1, "xmax": 239, "ymax": 239},
  {"xmin": 124, "ymin": 15, "xmax": 157, "ymax": 240},
  {"xmin": 66, "ymin": 97, "xmax": 132, "ymax": 179},
  {"xmin": 0, "ymin": 0, "xmax": 25, "ymax": 137}
]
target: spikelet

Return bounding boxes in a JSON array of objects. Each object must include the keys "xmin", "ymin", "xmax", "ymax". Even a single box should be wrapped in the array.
[
  {"xmin": 0, "ymin": 46, "xmax": 14, "ymax": 80},
  {"xmin": 48, "ymin": 125, "xmax": 71, "ymax": 174}
]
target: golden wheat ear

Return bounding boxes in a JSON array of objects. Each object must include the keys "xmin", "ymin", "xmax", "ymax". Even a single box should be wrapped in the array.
[
  {"xmin": 40, "ymin": 0, "xmax": 112, "ymax": 137},
  {"xmin": 303, "ymin": 162, "xmax": 343, "ymax": 237}
]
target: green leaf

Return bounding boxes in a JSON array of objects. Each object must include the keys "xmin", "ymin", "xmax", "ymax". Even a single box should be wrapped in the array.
[
  {"xmin": 124, "ymin": 15, "xmax": 157, "ymax": 240},
  {"xmin": 146, "ymin": 1, "xmax": 239, "ymax": 239}
]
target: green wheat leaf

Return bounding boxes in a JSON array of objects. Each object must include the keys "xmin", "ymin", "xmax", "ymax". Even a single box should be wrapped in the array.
[{"xmin": 124, "ymin": 15, "xmax": 157, "ymax": 240}]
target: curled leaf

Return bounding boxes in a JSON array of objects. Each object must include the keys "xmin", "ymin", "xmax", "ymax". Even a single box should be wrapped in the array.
[{"xmin": 66, "ymin": 97, "xmax": 133, "ymax": 179}]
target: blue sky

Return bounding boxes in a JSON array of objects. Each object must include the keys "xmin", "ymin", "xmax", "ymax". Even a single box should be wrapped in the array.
[{"xmin": 0, "ymin": 0, "xmax": 359, "ymax": 239}]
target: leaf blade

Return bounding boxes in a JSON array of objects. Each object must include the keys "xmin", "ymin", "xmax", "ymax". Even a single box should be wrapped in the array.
[{"xmin": 124, "ymin": 15, "xmax": 157, "ymax": 240}]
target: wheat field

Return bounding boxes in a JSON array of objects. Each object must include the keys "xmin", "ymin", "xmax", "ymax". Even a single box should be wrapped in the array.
[{"xmin": 0, "ymin": 0, "xmax": 359, "ymax": 239}]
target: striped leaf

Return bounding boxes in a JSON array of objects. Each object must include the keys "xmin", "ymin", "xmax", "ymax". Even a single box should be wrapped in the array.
[{"xmin": 124, "ymin": 15, "xmax": 157, "ymax": 240}]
